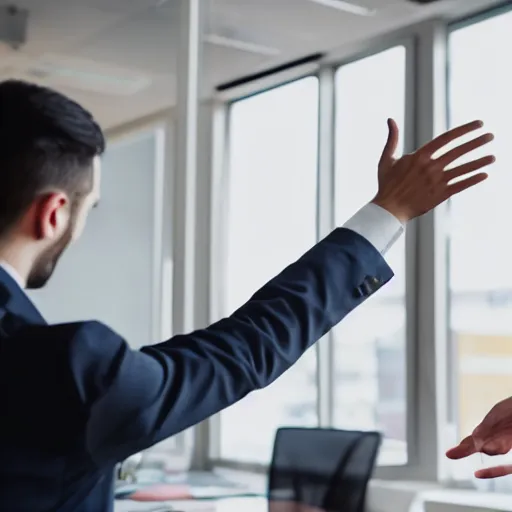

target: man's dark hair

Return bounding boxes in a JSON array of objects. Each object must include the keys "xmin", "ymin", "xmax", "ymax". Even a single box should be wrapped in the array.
[{"xmin": 0, "ymin": 79, "xmax": 105, "ymax": 237}]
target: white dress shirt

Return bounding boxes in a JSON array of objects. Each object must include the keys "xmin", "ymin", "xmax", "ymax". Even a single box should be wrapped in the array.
[{"xmin": 343, "ymin": 202, "xmax": 404, "ymax": 256}]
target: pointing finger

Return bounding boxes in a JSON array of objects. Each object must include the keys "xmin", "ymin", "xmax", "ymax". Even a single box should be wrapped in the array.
[{"xmin": 446, "ymin": 436, "xmax": 478, "ymax": 460}]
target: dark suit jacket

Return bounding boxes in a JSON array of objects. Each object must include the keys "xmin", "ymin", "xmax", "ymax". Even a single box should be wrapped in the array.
[{"xmin": 0, "ymin": 228, "xmax": 392, "ymax": 511}]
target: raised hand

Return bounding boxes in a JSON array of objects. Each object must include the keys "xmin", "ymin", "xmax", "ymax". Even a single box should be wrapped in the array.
[
  {"xmin": 447, "ymin": 396, "xmax": 512, "ymax": 479},
  {"xmin": 372, "ymin": 118, "xmax": 495, "ymax": 223}
]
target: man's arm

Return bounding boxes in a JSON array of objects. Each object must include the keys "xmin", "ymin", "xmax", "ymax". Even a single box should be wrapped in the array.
[
  {"xmin": 72, "ymin": 205, "xmax": 400, "ymax": 465},
  {"xmin": 77, "ymin": 115, "xmax": 494, "ymax": 466}
]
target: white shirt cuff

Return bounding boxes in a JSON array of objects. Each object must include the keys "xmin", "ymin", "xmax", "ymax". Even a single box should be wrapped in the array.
[{"xmin": 342, "ymin": 203, "xmax": 404, "ymax": 255}]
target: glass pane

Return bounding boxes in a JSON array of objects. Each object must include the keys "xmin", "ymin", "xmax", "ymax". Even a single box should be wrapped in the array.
[
  {"xmin": 219, "ymin": 77, "xmax": 320, "ymax": 463},
  {"xmin": 447, "ymin": 9, "xmax": 512, "ymax": 482},
  {"xmin": 332, "ymin": 46, "xmax": 407, "ymax": 465}
]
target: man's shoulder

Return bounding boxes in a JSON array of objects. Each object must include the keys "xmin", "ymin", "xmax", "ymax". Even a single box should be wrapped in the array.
[
  {"xmin": 9, "ymin": 319, "xmax": 129, "ymax": 404},
  {"xmin": 4, "ymin": 318, "xmax": 126, "ymax": 362}
]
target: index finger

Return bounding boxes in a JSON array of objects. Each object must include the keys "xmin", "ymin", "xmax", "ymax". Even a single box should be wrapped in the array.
[
  {"xmin": 446, "ymin": 435, "xmax": 477, "ymax": 459},
  {"xmin": 420, "ymin": 120, "xmax": 484, "ymax": 156}
]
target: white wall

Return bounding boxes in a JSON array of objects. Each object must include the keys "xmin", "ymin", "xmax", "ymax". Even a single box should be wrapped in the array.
[{"xmin": 29, "ymin": 127, "xmax": 166, "ymax": 349}]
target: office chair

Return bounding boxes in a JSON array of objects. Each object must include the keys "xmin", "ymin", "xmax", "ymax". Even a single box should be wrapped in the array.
[{"xmin": 268, "ymin": 427, "xmax": 382, "ymax": 512}]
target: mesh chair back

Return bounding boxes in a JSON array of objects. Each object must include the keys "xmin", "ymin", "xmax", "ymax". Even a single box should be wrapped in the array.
[{"xmin": 268, "ymin": 428, "xmax": 381, "ymax": 512}]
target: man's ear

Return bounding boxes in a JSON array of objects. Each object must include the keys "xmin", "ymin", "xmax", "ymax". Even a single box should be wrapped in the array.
[{"xmin": 34, "ymin": 192, "xmax": 70, "ymax": 240}]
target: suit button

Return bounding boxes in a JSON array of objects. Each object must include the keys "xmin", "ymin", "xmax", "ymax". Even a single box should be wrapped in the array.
[
  {"xmin": 354, "ymin": 286, "xmax": 364, "ymax": 298},
  {"xmin": 362, "ymin": 281, "xmax": 373, "ymax": 295}
]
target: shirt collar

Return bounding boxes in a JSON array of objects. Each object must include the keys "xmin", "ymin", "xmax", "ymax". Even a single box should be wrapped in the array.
[
  {"xmin": 0, "ymin": 262, "xmax": 26, "ymax": 290},
  {"xmin": 0, "ymin": 264, "xmax": 45, "ymax": 326}
]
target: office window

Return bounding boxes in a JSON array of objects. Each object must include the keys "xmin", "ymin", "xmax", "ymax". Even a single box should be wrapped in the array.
[
  {"xmin": 333, "ymin": 46, "xmax": 408, "ymax": 465},
  {"xmin": 447, "ymin": 8, "xmax": 512, "ymax": 481},
  {"xmin": 218, "ymin": 77, "xmax": 320, "ymax": 464}
]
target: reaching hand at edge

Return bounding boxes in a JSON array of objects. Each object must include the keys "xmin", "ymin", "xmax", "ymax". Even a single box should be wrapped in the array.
[
  {"xmin": 447, "ymin": 396, "xmax": 512, "ymax": 479},
  {"xmin": 373, "ymin": 118, "xmax": 495, "ymax": 222}
]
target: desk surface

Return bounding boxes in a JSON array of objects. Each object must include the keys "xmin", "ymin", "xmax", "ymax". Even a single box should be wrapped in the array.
[
  {"xmin": 115, "ymin": 497, "xmax": 264, "ymax": 511},
  {"xmin": 114, "ymin": 497, "xmax": 325, "ymax": 512}
]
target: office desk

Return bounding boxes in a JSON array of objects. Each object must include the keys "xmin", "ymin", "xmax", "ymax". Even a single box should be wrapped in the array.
[
  {"xmin": 115, "ymin": 497, "xmax": 265, "ymax": 511},
  {"xmin": 114, "ymin": 497, "xmax": 325, "ymax": 512}
]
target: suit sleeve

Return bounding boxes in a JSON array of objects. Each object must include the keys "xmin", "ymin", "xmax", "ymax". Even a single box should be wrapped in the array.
[{"xmin": 72, "ymin": 228, "xmax": 394, "ymax": 465}]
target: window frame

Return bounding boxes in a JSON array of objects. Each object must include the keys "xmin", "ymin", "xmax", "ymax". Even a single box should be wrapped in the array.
[
  {"xmin": 204, "ymin": 37, "xmax": 422, "ymax": 478},
  {"xmin": 331, "ymin": 42, "xmax": 414, "ymax": 472},
  {"xmin": 191, "ymin": 3, "xmax": 512, "ymax": 483},
  {"xmin": 443, "ymin": 1, "xmax": 512, "ymax": 490},
  {"xmin": 207, "ymin": 76, "xmax": 323, "ymax": 468}
]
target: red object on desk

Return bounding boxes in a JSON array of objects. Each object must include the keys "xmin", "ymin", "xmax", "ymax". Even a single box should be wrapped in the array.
[{"xmin": 130, "ymin": 484, "xmax": 192, "ymax": 501}]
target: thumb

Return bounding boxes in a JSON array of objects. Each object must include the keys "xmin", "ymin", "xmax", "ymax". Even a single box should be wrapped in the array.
[{"xmin": 379, "ymin": 118, "xmax": 399, "ymax": 165}]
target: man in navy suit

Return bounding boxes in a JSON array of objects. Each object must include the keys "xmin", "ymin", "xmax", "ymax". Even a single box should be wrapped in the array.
[{"xmin": 0, "ymin": 80, "xmax": 495, "ymax": 511}]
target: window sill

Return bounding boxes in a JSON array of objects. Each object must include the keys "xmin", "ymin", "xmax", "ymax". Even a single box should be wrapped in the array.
[
  {"xmin": 368, "ymin": 480, "xmax": 512, "ymax": 512},
  {"xmin": 213, "ymin": 468, "xmax": 512, "ymax": 512}
]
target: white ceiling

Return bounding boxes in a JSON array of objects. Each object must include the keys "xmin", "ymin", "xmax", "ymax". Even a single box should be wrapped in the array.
[{"xmin": 0, "ymin": 0, "xmax": 505, "ymax": 129}]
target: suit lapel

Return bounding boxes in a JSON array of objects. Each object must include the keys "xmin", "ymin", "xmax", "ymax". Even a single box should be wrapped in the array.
[{"xmin": 0, "ymin": 267, "xmax": 46, "ymax": 326}]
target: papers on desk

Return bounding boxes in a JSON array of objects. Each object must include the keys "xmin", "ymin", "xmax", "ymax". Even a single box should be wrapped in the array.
[
  {"xmin": 114, "ymin": 497, "xmax": 267, "ymax": 512},
  {"xmin": 115, "ymin": 502, "xmax": 172, "ymax": 511},
  {"xmin": 115, "ymin": 470, "xmax": 260, "ymax": 502},
  {"xmin": 114, "ymin": 500, "xmax": 216, "ymax": 511},
  {"xmin": 116, "ymin": 483, "xmax": 260, "ymax": 501}
]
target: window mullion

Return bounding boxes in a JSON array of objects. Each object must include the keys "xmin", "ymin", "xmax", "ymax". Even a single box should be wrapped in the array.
[
  {"xmin": 411, "ymin": 19, "xmax": 449, "ymax": 481},
  {"xmin": 316, "ymin": 66, "xmax": 336, "ymax": 427}
]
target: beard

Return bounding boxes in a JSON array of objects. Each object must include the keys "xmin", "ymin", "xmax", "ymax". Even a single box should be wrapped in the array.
[{"xmin": 26, "ymin": 222, "xmax": 73, "ymax": 289}]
